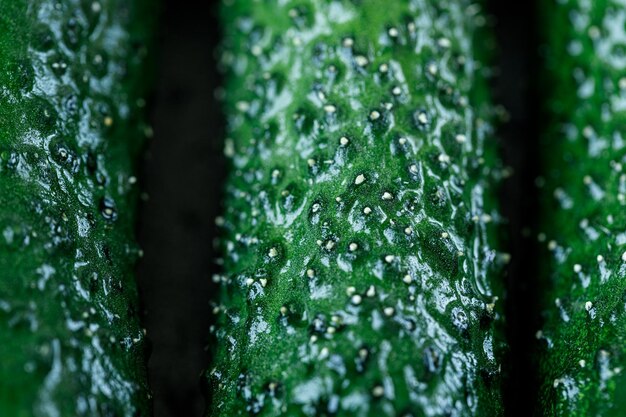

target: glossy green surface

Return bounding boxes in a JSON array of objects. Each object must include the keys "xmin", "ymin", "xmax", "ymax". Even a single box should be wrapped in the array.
[
  {"xmin": 209, "ymin": 1, "xmax": 506, "ymax": 415},
  {"xmin": 0, "ymin": 1, "xmax": 154, "ymax": 415},
  {"xmin": 536, "ymin": 0, "xmax": 626, "ymax": 415}
]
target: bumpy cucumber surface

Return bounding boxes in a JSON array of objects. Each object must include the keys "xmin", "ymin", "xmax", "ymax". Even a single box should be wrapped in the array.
[
  {"xmin": 535, "ymin": 0, "xmax": 626, "ymax": 415},
  {"xmin": 208, "ymin": 1, "xmax": 506, "ymax": 416},
  {"xmin": 0, "ymin": 1, "xmax": 154, "ymax": 415}
]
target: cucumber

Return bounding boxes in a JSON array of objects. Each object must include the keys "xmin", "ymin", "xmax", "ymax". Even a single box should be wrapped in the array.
[
  {"xmin": 535, "ymin": 0, "xmax": 626, "ymax": 415},
  {"xmin": 208, "ymin": 1, "xmax": 506, "ymax": 415},
  {"xmin": 0, "ymin": 1, "xmax": 154, "ymax": 415}
]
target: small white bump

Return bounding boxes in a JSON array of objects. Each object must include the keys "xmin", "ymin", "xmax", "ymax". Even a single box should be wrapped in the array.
[
  {"xmin": 585, "ymin": 301, "xmax": 593, "ymax": 311},
  {"xmin": 384, "ymin": 255, "xmax": 395, "ymax": 263},
  {"xmin": 548, "ymin": 240, "xmax": 557, "ymax": 251},
  {"xmin": 402, "ymin": 274, "xmax": 412, "ymax": 284},
  {"xmin": 438, "ymin": 38, "xmax": 451, "ymax": 48},
  {"xmin": 307, "ymin": 158, "xmax": 316, "ymax": 167},
  {"xmin": 324, "ymin": 104, "xmax": 337, "ymax": 113},
  {"xmin": 441, "ymin": 232, "xmax": 449, "ymax": 239},
  {"xmin": 246, "ymin": 278, "xmax": 254, "ymax": 286},
  {"xmin": 260, "ymin": 278, "xmax": 268, "ymax": 287},
  {"xmin": 573, "ymin": 264, "xmax": 582, "ymax": 273},
  {"xmin": 355, "ymin": 55, "xmax": 369, "ymax": 67},
  {"xmin": 438, "ymin": 154, "xmax": 450, "ymax": 163},
  {"xmin": 236, "ymin": 101, "xmax": 250, "ymax": 112},
  {"xmin": 268, "ymin": 247, "xmax": 278, "ymax": 258},
  {"xmin": 342, "ymin": 37, "xmax": 354, "ymax": 47},
  {"xmin": 388, "ymin": 27, "xmax": 399, "ymax": 37},
  {"xmin": 319, "ymin": 347, "xmax": 329, "ymax": 359},
  {"xmin": 363, "ymin": 206, "xmax": 372, "ymax": 215},
  {"xmin": 417, "ymin": 112, "xmax": 428, "ymax": 125},
  {"xmin": 398, "ymin": 137, "xmax": 407, "ymax": 145},
  {"xmin": 349, "ymin": 242, "xmax": 358, "ymax": 252},
  {"xmin": 588, "ymin": 25, "xmax": 600, "ymax": 39},
  {"xmin": 369, "ymin": 110, "xmax": 381, "ymax": 120},
  {"xmin": 340, "ymin": 136, "xmax": 350, "ymax": 146},
  {"xmin": 306, "ymin": 269, "xmax": 315, "ymax": 278},
  {"xmin": 597, "ymin": 255, "xmax": 604, "ymax": 263},
  {"xmin": 383, "ymin": 307, "xmax": 395, "ymax": 317},
  {"xmin": 351, "ymin": 294, "xmax": 363, "ymax": 305},
  {"xmin": 355, "ymin": 174, "xmax": 366, "ymax": 185},
  {"xmin": 404, "ymin": 227, "xmax": 413, "ymax": 235},
  {"xmin": 379, "ymin": 63, "xmax": 389, "ymax": 73},
  {"xmin": 324, "ymin": 240, "xmax": 335, "ymax": 250},
  {"xmin": 622, "ymin": 251, "xmax": 626, "ymax": 262},
  {"xmin": 382, "ymin": 192, "xmax": 393, "ymax": 201},
  {"xmin": 372, "ymin": 385, "xmax": 385, "ymax": 397},
  {"xmin": 392, "ymin": 86, "xmax": 402, "ymax": 96},
  {"xmin": 409, "ymin": 164, "xmax": 418, "ymax": 174},
  {"xmin": 455, "ymin": 134, "xmax": 467, "ymax": 143},
  {"xmin": 366, "ymin": 285, "xmax": 376, "ymax": 297},
  {"xmin": 346, "ymin": 286, "xmax": 356, "ymax": 296},
  {"xmin": 579, "ymin": 359, "xmax": 586, "ymax": 368}
]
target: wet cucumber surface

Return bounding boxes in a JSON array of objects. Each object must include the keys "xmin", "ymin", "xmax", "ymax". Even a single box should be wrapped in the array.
[
  {"xmin": 0, "ymin": 1, "xmax": 154, "ymax": 415},
  {"xmin": 208, "ymin": 1, "xmax": 506, "ymax": 415},
  {"xmin": 535, "ymin": 0, "xmax": 626, "ymax": 415}
]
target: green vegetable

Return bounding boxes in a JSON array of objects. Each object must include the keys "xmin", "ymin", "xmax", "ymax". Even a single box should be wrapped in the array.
[
  {"xmin": 535, "ymin": 0, "xmax": 626, "ymax": 415},
  {"xmin": 0, "ymin": 1, "xmax": 154, "ymax": 415},
  {"xmin": 208, "ymin": 1, "xmax": 506, "ymax": 415}
]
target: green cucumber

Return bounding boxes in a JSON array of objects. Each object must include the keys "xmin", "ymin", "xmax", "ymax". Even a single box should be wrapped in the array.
[
  {"xmin": 0, "ymin": 1, "xmax": 154, "ymax": 415},
  {"xmin": 208, "ymin": 1, "xmax": 506, "ymax": 415},
  {"xmin": 535, "ymin": 0, "xmax": 626, "ymax": 415}
]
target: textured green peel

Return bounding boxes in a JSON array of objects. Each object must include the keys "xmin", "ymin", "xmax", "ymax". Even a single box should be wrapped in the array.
[
  {"xmin": 536, "ymin": 0, "xmax": 626, "ymax": 415},
  {"xmin": 209, "ymin": 1, "xmax": 506, "ymax": 416},
  {"xmin": 0, "ymin": 0, "xmax": 154, "ymax": 415}
]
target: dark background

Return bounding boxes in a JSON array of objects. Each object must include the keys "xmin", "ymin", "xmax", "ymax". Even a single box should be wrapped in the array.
[
  {"xmin": 135, "ymin": 1, "xmax": 223, "ymax": 416},
  {"xmin": 488, "ymin": 1, "xmax": 541, "ymax": 416},
  {"xmin": 136, "ymin": 1, "xmax": 539, "ymax": 416}
]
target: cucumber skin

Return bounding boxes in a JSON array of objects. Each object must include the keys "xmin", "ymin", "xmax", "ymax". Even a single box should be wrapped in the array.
[
  {"xmin": 209, "ymin": 1, "xmax": 505, "ymax": 416},
  {"xmin": 536, "ymin": 0, "xmax": 626, "ymax": 415},
  {"xmin": 0, "ymin": 1, "xmax": 154, "ymax": 415}
]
